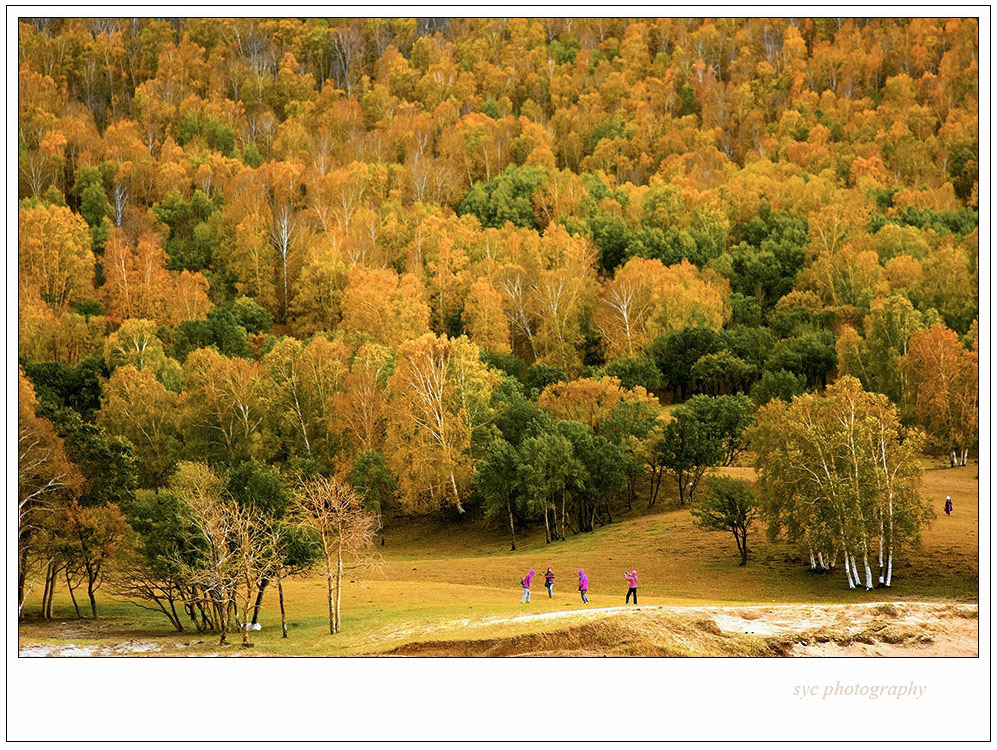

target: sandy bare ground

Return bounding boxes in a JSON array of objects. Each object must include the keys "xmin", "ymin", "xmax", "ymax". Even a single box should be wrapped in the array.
[
  {"xmin": 19, "ymin": 601, "xmax": 977, "ymax": 657},
  {"xmin": 370, "ymin": 601, "xmax": 979, "ymax": 657},
  {"xmin": 19, "ymin": 641, "xmax": 171, "ymax": 657}
]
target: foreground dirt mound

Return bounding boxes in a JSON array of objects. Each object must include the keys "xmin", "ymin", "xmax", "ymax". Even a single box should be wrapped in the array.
[
  {"xmin": 383, "ymin": 616, "xmax": 779, "ymax": 657},
  {"xmin": 377, "ymin": 602, "xmax": 978, "ymax": 657}
]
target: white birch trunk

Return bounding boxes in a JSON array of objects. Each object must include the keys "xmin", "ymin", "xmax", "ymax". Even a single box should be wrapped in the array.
[
  {"xmin": 450, "ymin": 472, "xmax": 464, "ymax": 514},
  {"xmin": 335, "ymin": 544, "xmax": 342, "ymax": 634},
  {"xmin": 885, "ymin": 549, "xmax": 893, "ymax": 587},
  {"xmin": 862, "ymin": 553, "xmax": 873, "ymax": 590},
  {"xmin": 843, "ymin": 553, "xmax": 855, "ymax": 589},
  {"xmin": 878, "ymin": 525, "xmax": 885, "ymax": 584}
]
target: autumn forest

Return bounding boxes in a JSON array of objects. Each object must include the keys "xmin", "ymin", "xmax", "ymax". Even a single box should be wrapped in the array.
[{"xmin": 17, "ymin": 18, "xmax": 979, "ymax": 642}]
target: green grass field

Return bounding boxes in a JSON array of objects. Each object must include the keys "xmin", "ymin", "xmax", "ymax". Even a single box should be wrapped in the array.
[{"xmin": 18, "ymin": 459, "xmax": 978, "ymax": 656}]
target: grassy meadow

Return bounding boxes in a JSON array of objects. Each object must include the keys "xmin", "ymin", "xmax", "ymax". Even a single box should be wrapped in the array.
[{"xmin": 19, "ymin": 459, "xmax": 978, "ymax": 656}]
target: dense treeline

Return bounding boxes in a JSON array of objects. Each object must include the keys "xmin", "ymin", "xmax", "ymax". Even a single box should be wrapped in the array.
[{"xmin": 18, "ymin": 18, "xmax": 978, "ymax": 622}]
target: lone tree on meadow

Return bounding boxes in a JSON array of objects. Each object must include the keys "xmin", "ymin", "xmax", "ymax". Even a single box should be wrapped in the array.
[
  {"xmin": 691, "ymin": 476, "xmax": 758, "ymax": 566},
  {"xmin": 294, "ymin": 477, "xmax": 379, "ymax": 634}
]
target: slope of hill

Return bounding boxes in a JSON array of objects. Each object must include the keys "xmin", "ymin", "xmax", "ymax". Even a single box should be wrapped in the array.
[{"xmin": 18, "ymin": 461, "xmax": 977, "ymax": 657}]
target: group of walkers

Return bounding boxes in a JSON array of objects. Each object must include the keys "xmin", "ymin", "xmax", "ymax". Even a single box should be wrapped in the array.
[
  {"xmin": 519, "ymin": 568, "xmax": 638, "ymax": 605},
  {"xmin": 513, "ymin": 494, "xmax": 957, "ymax": 607}
]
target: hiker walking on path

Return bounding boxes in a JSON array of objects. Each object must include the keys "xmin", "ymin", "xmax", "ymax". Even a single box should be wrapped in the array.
[
  {"xmin": 625, "ymin": 570, "xmax": 638, "ymax": 604},
  {"xmin": 544, "ymin": 568, "xmax": 555, "ymax": 598},
  {"xmin": 578, "ymin": 569, "xmax": 589, "ymax": 604},
  {"xmin": 520, "ymin": 569, "xmax": 535, "ymax": 603},
  {"xmin": 945, "ymin": 496, "xmax": 953, "ymax": 516}
]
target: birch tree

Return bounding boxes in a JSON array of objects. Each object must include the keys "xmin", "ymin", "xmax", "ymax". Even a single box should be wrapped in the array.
[
  {"xmin": 492, "ymin": 263, "xmax": 540, "ymax": 361},
  {"xmin": 656, "ymin": 407, "xmax": 723, "ymax": 505},
  {"xmin": 228, "ymin": 503, "xmax": 284, "ymax": 646},
  {"xmin": 463, "ymin": 276, "xmax": 512, "ymax": 354},
  {"xmin": 518, "ymin": 430, "xmax": 578, "ymax": 544},
  {"xmin": 166, "ymin": 460, "xmax": 284, "ymax": 646},
  {"xmin": 474, "ymin": 437, "xmax": 522, "ymax": 549},
  {"xmin": 333, "ymin": 341, "xmax": 392, "ymax": 456},
  {"xmin": 900, "ymin": 324, "xmax": 978, "ymax": 466},
  {"xmin": 594, "ymin": 258, "xmax": 731, "ymax": 359},
  {"xmin": 293, "ymin": 477, "xmax": 378, "ymax": 635},
  {"xmin": 340, "ymin": 267, "xmax": 431, "ymax": 347},
  {"xmin": 269, "ymin": 203, "xmax": 301, "ymax": 323},
  {"xmin": 103, "ymin": 318, "xmax": 182, "ymax": 388},
  {"xmin": 99, "ymin": 364, "xmax": 184, "ymax": 487},
  {"xmin": 835, "ymin": 294, "xmax": 925, "ymax": 404},
  {"xmin": 182, "ymin": 348, "xmax": 266, "ymax": 464},
  {"xmin": 261, "ymin": 336, "xmax": 349, "ymax": 468},
  {"xmin": 385, "ymin": 334, "xmax": 499, "ymax": 513},
  {"xmin": 329, "ymin": 24, "xmax": 365, "ymax": 98}
]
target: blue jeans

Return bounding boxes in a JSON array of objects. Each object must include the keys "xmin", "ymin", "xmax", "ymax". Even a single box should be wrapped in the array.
[
  {"xmin": 521, "ymin": 588, "xmax": 531, "ymax": 603},
  {"xmin": 546, "ymin": 584, "xmax": 553, "ymax": 598},
  {"xmin": 580, "ymin": 590, "xmax": 589, "ymax": 603}
]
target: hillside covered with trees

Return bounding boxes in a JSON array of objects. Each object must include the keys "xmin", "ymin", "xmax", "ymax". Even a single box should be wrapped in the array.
[{"xmin": 18, "ymin": 18, "xmax": 978, "ymax": 633}]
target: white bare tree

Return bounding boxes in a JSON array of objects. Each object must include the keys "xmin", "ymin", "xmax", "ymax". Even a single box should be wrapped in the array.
[
  {"xmin": 294, "ymin": 477, "xmax": 379, "ymax": 634},
  {"xmin": 330, "ymin": 24, "xmax": 365, "ymax": 98},
  {"xmin": 270, "ymin": 203, "xmax": 297, "ymax": 321}
]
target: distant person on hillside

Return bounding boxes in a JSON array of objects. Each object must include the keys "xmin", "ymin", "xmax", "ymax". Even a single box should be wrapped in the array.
[
  {"xmin": 544, "ymin": 568, "xmax": 555, "ymax": 598},
  {"xmin": 520, "ymin": 569, "xmax": 535, "ymax": 603},
  {"xmin": 625, "ymin": 570, "xmax": 638, "ymax": 604},
  {"xmin": 945, "ymin": 496, "xmax": 953, "ymax": 516},
  {"xmin": 578, "ymin": 569, "xmax": 589, "ymax": 604}
]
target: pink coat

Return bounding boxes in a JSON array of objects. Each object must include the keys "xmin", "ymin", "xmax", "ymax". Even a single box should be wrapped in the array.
[
  {"xmin": 625, "ymin": 571, "xmax": 638, "ymax": 588},
  {"xmin": 523, "ymin": 570, "xmax": 535, "ymax": 589},
  {"xmin": 578, "ymin": 570, "xmax": 589, "ymax": 590}
]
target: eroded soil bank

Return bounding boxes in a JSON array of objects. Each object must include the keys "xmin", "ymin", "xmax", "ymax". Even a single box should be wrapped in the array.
[{"xmin": 374, "ymin": 601, "xmax": 978, "ymax": 657}]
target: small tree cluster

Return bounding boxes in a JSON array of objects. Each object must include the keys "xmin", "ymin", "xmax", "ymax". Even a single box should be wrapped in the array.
[{"xmin": 751, "ymin": 377, "xmax": 932, "ymax": 589}]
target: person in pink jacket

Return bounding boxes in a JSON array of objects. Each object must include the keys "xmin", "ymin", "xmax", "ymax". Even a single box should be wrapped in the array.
[
  {"xmin": 578, "ymin": 569, "xmax": 589, "ymax": 604},
  {"xmin": 520, "ymin": 570, "xmax": 535, "ymax": 603},
  {"xmin": 625, "ymin": 570, "xmax": 638, "ymax": 604}
]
